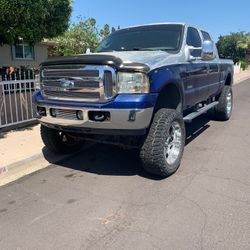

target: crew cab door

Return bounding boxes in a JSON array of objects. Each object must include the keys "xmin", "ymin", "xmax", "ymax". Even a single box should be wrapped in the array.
[
  {"xmin": 208, "ymin": 62, "xmax": 221, "ymax": 96},
  {"xmin": 201, "ymin": 31, "xmax": 221, "ymax": 97},
  {"xmin": 184, "ymin": 27, "xmax": 209, "ymax": 107}
]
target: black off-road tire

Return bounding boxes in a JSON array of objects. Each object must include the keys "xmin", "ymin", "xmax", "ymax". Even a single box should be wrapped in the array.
[
  {"xmin": 40, "ymin": 125, "xmax": 83, "ymax": 154},
  {"xmin": 209, "ymin": 85, "xmax": 233, "ymax": 121},
  {"xmin": 140, "ymin": 108, "xmax": 186, "ymax": 177}
]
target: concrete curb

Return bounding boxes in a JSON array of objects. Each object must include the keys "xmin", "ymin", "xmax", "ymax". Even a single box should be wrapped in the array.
[
  {"xmin": 0, "ymin": 152, "xmax": 71, "ymax": 187},
  {"xmin": 234, "ymin": 75, "xmax": 250, "ymax": 85},
  {"xmin": 0, "ymin": 141, "xmax": 94, "ymax": 187}
]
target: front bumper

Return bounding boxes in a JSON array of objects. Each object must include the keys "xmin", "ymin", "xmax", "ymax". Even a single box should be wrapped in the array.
[
  {"xmin": 33, "ymin": 92, "xmax": 157, "ymax": 134},
  {"xmin": 36, "ymin": 106, "xmax": 153, "ymax": 130}
]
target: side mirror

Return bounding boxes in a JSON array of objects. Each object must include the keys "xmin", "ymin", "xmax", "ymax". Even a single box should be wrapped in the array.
[
  {"xmin": 201, "ymin": 40, "xmax": 215, "ymax": 60},
  {"xmin": 184, "ymin": 45, "xmax": 202, "ymax": 62}
]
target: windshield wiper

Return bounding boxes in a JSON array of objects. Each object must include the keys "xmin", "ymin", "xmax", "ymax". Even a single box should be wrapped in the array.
[
  {"xmin": 118, "ymin": 47, "xmax": 156, "ymax": 51},
  {"xmin": 99, "ymin": 47, "xmax": 165, "ymax": 52},
  {"xmin": 96, "ymin": 50, "xmax": 117, "ymax": 52},
  {"xmin": 132, "ymin": 47, "xmax": 157, "ymax": 51}
]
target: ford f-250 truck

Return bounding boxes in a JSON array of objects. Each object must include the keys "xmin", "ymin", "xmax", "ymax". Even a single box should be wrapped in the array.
[{"xmin": 33, "ymin": 23, "xmax": 233, "ymax": 177}]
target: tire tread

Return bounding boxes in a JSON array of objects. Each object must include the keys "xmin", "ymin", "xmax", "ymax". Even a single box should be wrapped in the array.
[{"xmin": 140, "ymin": 108, "xmax": 185, "ymax": 177}]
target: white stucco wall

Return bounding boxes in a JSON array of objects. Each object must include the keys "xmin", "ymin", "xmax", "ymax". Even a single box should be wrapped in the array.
[
  {"xmin": 234, "ymin": 63, "xmax": 241, "ymax": 74},
  {"xmin": 0, "ymin": 43, "xmax": 49, "ymax": 69}
]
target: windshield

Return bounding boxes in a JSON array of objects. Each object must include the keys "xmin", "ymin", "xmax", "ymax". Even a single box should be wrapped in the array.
[{"xmin": 96, "ymin": 24, "xmax": 184, "ymax": 53}]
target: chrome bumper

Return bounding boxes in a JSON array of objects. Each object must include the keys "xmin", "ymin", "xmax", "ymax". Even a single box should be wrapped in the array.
[{"xmin": 35, "ymin": 105, "xmax": 154, "ymax": 130}]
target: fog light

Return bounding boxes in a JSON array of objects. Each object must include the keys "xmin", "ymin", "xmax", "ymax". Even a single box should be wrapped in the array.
[
  {"xmin": 50, "ymin": 108, "xmax": 57, "ymax": 117},
  {"xmin": 76, "ymin": 110, "xmax": 83, "ymax": 120},
  {"xmin": 88, "ymin": 111, "xmax": 110, "ymax": 122},
  {"xmin": 37, "ymin": 106, "xmax": 46, "ymax": 116}
]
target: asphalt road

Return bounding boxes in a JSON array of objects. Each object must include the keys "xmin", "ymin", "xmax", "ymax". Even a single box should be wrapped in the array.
[{"xmin": 0, "ymin": 80, "xmax": 250, "ymax": 250}]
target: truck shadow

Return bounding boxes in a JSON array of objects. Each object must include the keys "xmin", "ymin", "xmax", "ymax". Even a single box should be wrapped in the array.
[
  {"xmin": 43, "ymin": 115, "xmax": 211, "ymax": 180},
  {"xmin": 185, "ymin": 115, "xmax": 210, "ymax": 146}
]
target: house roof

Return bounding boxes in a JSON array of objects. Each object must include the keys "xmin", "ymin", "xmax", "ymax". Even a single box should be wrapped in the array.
[{"xmin": 40, "ymin": 39, "xmax": 56, "ymax": 46}]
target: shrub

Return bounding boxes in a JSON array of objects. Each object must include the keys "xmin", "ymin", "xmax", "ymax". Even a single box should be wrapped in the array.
[{"xmin": 240, "ymin": 61, "xmax": 248, "ymax": 70}]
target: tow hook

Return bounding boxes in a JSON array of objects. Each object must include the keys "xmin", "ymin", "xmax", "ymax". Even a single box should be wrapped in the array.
[{"xmin": 128, "ymin": 110, "xmax": 137, "ymax": 122}]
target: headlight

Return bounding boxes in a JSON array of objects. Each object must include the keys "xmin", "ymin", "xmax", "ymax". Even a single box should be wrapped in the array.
[{"xmin": 117, "ymin": 72, "xmax": 149, "ymax": 94}]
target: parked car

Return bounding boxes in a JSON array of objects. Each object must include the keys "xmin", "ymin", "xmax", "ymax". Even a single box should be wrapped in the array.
[{"xmin": 33, "ymin": 23, "xmax": 233, "ymax": 177}]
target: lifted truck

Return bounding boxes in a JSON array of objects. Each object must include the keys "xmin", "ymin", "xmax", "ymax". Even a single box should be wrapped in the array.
[{"xmin": 33, "ymin": 23, "xmax": 233, "ymax": 177}]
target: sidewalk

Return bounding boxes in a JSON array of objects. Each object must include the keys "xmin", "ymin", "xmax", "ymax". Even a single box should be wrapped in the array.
[
  {"xmin": 0, "ymin": 125, "xmax": 78, "ymax": 186},
  {"xmin": 0, "ymin": 125, "xmax": 51, "ymax": 186},
  {"xmin": 0, "ymin": 125, "xmax": 42, "ymax": 167},
  {"xmin": 0, "ymin": 69, "xmax": 250, "ymax": 186},
  {"xmin": 234, "ymin": 68, "xmax": 250, "ymax": 84}
]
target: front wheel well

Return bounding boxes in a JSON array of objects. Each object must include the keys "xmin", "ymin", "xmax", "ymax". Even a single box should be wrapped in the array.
[
  {"xmin": 154, "ymin": 84, "xmax": 182, "ymax": 112},
  {"xmin": 225, "ymin": 73, "xmax": 232, "ymax": 86}
]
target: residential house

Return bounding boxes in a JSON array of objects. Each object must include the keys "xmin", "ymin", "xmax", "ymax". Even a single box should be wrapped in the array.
[{"xmin": 0, "ymin": 41, "xmax": 54, "ymax": 72}]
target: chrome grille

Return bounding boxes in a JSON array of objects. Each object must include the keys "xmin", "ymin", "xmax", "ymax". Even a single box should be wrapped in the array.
[{"xmin": 41, "ymin": 65, "xmax": 116, "ymax": 102}]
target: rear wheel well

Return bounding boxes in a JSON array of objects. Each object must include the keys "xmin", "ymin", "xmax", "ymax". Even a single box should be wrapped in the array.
[{"xmin": 154, "ymin": 84, "xmax": 182, "ymax": 112}]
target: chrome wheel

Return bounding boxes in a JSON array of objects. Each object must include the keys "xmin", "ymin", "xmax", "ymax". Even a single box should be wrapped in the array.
[
  {"xmin": 226, "ymin": 91, "xmax": 232, "ymax": 116},
  {"xmin": 164, "ymin": 121, "xmax": 182, "ymax": 165}
]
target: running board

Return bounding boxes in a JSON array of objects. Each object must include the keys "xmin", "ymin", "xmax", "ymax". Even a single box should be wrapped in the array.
[{"xmin": 183, "ymin": 101, "xmax": 219, "ymax": 123}]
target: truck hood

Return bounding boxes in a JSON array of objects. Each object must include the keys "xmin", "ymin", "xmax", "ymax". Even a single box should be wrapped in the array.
[
  {"xmin": 42, "ymin": 51, "xmax": 181, "ymax": 72},
  {"xmin": 94, "ymin": 51, "xmax": 179, "ymax": 71}
]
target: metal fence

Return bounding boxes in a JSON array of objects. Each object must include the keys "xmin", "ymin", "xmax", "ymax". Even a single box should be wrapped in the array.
[{"xmin": 0, "ymin": 71, "xmax": 37, "ymax": 129}]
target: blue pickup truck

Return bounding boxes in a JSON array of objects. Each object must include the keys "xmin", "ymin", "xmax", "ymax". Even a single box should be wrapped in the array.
[{"xmin": 33, "ymin": 23, "xmax": 233, "ymax": 177}]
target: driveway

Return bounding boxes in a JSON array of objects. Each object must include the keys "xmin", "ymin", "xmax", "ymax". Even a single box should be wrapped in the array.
[{"xmin": 0, "ymin": 80, "xmax": 250, "ymax": 250}]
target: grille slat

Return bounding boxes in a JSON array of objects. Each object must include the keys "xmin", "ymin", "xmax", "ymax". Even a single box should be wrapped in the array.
[
  {"xmin": 54, "ymin": 109, "xmax": 77, "ymax": 120},
  {"xmin": 43, "ymin": 80, "xmax": 100, "ymax": 88},
  {"xmin": 42, "ymin": 65, "xmax": 115, "ymax": 102},
  {"xmin": 44, "ymin": 90, "xmax": 100, "ymax": 99},
  {"xmin": 43, "ymin": 70, "xmax": 99, "ymax": 77}
]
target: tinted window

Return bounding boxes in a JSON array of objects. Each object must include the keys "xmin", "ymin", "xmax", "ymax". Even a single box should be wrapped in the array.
[
  {"xmin": 96, "ymin": 25, "xmax": 184, "ymax": 53},
  {"xmin": 186, "ymin": 27, "xmax": 202, "ymax": 47},
  {"xmin": 186, "ymin": 27, "xmax": 202, "ymax": 57},
  {"xmin": 201, "ymin": 31, "xmax": 212, "ymax": 41}
]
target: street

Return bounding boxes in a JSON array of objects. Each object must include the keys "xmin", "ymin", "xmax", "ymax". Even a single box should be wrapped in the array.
[{"xmin": 0, "ymin": 80, "xmax": 250, "ymax": 250}]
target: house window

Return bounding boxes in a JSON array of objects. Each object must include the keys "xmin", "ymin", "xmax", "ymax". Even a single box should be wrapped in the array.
[{"xmin": 13, "ymin": 44, "xmax": 34, "ymax": 60}]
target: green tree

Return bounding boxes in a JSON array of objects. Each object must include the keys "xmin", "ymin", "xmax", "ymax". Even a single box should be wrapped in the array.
[
  {"xmin": 52, "ymin": 17, "xmax": 100, "ymax": 56},
  {"xmin": 100, "ymin": 24, "xmax": 110, "ymax": 38},
  {"xmin": 51, "ymin": 17, "xmax": 118, "ymax": 56},
  {"xmin": 216, "ymin": 32, "xmax": 247, "ymax": 63},
  {"xmin": 237, "ymin": 33, "xmax": 250, "ymax": 49},
  {"xmin": 0, "ymin": 0, "xmax": 72, "ymax": 44}
]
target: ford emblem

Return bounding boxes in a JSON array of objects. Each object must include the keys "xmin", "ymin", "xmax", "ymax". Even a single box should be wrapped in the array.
[{"xmin": 59, "ymin": 78, "xmax": 74, "ymax": 88}]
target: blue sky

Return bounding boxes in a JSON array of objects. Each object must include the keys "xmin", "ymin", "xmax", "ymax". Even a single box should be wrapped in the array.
[{"xmin": 71, "ymin": 0, "xmax": 250, "ymax": 41}]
